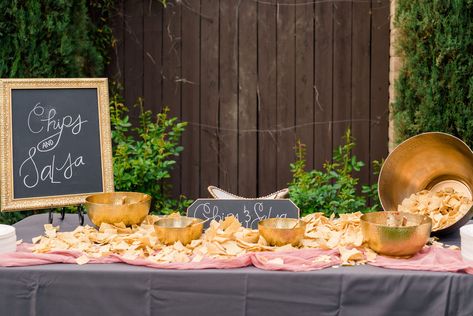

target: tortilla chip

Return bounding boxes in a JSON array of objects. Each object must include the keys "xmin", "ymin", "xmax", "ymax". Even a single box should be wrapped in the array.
[
  {"xmin": 339, "ymin": 247, "xmax": 364, "ymax": 265},
  {"xmin": 75, "ymin": 255, "xmax": 90, "ymax": 265},
  {"xmin": 267, "ymin": 257, "xmax": 284, "ymax": 265},
  {"xmin": 398, "ymin": 188, "xmax": 472, "ymax": 230}
]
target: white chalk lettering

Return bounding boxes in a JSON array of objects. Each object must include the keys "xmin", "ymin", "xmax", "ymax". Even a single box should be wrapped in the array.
[
  {"xmin": 18, "ymin": 146, "xmax": 86, "ymax": 188},
  {"xmin": 26, "ymin": 103, "xmax": 88, "ymax": 153},
  {"xmin": 56, "ymin": 154, "xmax": 85, "ymax": 179},
  {"xmin": 190, "ymin": 202, "xmax": 290, "ymax": 229},
  {"xmin": 27, "ymin": 103, "xmax": 45, "ymax": 134},
  {"xmin": 19, "ymin": 102, "xmax": 90, "ymax": 190}
]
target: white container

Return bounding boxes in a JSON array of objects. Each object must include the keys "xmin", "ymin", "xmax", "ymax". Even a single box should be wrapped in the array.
[
  {"xmin": 460, "ymin": 224, "xmax": 473, "ymax": 261},
  {"xmin": 0, "ymin": 225, "xmax": 16, "ymax": 253}
]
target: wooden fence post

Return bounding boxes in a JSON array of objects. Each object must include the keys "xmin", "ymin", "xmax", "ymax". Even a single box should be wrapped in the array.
[{"xmin": 389, "ymin": 0, "xmax": 400, "ymax": 152}]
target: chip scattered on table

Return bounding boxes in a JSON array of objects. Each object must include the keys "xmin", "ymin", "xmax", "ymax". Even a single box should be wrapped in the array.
[
  {"xmin": 267, "ymin": 258, "xmax": 285, "ymax": 265},
  {"xmin": 398, "ymin": 187, "xmax": 472, "ymax": 231},
  {"xmin": 28, "ymin": 212, "xmax": 393, "ymax": 266},
  {"xmin": 76, "ymin": 255, "xmax": 90, "ymax": 265}
]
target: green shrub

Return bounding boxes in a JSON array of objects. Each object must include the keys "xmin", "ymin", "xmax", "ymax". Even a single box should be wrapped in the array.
[
  {"xmin": 110, "ymin": 93, "xmax": 191, "ymax": 214},
  {"xmin": 393, "ymin": 0, "xmax": 473, "ymax": 146},
  {"xmin": 289, "ymin": 130, "xmax": 381, "ymax": 217},
  {"xmin": 0, "ymin": 0, "xmax": 113, "ymax": 224},
  {"xmin": 0, "ymin": 0, "xmax": 106, "ymax": 78}
]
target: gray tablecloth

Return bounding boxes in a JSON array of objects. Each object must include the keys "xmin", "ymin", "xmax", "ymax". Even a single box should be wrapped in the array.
[{"xmin": 0, "ymin": 214, "xmax": 472, "ymax": 316}]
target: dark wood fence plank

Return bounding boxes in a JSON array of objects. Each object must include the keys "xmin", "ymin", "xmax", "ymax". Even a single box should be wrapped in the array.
[
  {"xmin": 295, "ymin": 0, "xmax": 314, "ymax": 171},
  {"xmin": 143, "ymin": 0, "xmax": 163, "ymax": 114},
  {"xmin": 109, "ymin": 0, "xmax": 124, "ymax": 85},
  {"xmin": 257, "ymin": 0, "xmax": 278, "ymax": 196},
  {"xmin": 352, "ymin": 0, "xmax": 371, "ymax": 186},
  {"xmin": 200, "ymin": 0, "xmax": 219, "ymax": 197},
  {"xmin": 162, "ymin": 1, "xmax": 182, "ymax": 199},
  {"xmin": 124, "ymin": 0, "xmax": 144, "ymax": 122},
  {"xmin": 276, "ymin": 1, "xmax": 296, "ymax": 189},
  {"xmin": 332, "ymin": 1, "xmax": 352, "ymax": 149},
  {"xmin": 219, "ymin": 0, "xmax": 239, "ymax": 194},
  {"xmin": 238, "ymin": 0, "xmax": 258, "ymax": 197},
  {"xmin": 370, "ymin": 0, "xmax": 390, "ymax": 184},
  {"xmin": 112, "ymin": 0, "xmax": 391, "ymax": 200},
  {"xmin": 181, "ymin": 0, "xmax": 201, "ymax": 198},
  {"xmin": 314, "ymin": 1, "xmax": 333, "ymax": 169}
]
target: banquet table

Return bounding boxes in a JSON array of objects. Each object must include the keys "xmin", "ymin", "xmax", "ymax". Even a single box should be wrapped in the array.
[{"xmin": 0, "ymin": 214, "xmax": 472, "ymax": 316}]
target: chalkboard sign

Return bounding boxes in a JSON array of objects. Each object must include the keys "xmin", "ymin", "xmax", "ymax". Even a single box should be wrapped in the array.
[
  {"xmin": 0, "ymin": 78, "xmax": 114, "ymax": 211},
  {"xmin": 187, "ymin": 199, "xmax": 300, "ymax": 229}
]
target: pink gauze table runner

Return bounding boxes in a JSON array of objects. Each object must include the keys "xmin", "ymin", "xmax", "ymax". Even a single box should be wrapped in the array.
[{"xmin": 0, "ymin": 244, "xmax": 472, "ymax": 273}]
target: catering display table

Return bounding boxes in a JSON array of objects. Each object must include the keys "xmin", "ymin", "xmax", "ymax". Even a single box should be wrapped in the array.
[{"xmin": 1, "ymin": 214, "xmax": 472, "ymax": 316}]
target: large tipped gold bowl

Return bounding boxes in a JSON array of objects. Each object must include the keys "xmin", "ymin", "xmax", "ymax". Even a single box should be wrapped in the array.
[
  {"xmin": 378, "ymin": 132, "xmax": 473, "ymax": 235},
  {"xmin": 258, "ymin": 218, "xmax": 306, "ymax": 247},
  {"xmin": 84, "ymin": 192, "xmax": 151, "ymax": 227},
  {"xmin": 154, "ymin": 217, "xmax": 204, "ymax": 245},
  {"xmin": 361, "ymin": 211, "xmax": 432, "ymax": 257}
]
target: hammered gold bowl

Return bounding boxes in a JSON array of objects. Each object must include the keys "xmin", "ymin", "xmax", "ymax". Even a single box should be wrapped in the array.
[
  {"xmin": 361, "ymin": 211, "xmax": 432, "ymax": 257},
  {"xmin": 258, "ymin": 218, "xmax": 306, "ymax": 247},
  {"xmin": 84, "ymin": 192, "xmax": 151, "ymax": 227},
  {"xmin": 378, "ymin": 132, "xmax": 473, "ymax": 235},
  {"xmin": 154, "ymin": 217, "xmax": 204, "ymax": 246}
]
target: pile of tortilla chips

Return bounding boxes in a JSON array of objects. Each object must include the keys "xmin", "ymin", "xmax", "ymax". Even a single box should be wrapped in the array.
[
  {"xmin": 398, "ymin": 187, "xmax": 472, "ymax": 231},
  {"xmin": 32, "ymin": 216, "xmax": 161, "ymax": 265},
  {"xmin": 301, "ymin": 212, "xmax": 364, "ymax": 249},
  {"xmin": 301, "ymin": 212, "xmax": 377, "ymax": 265},
  {"xmin": 31, "ymin": 212, "xmax": 374, "ymax": 266}
]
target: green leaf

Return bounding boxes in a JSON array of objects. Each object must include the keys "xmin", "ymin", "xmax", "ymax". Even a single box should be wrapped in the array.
[
  {"xmin": 289, "ymin": 128, "xmax": 382, "ymax": 217},
  {"xmin": 110, "ymin": 95, "xmax": 191, "ymax": 215}
]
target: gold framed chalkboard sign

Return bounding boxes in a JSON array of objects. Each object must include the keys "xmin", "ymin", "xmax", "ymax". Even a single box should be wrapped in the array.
[{"xmin": 0, "ymin": 78, "xmax": 114, "ymax": 211}]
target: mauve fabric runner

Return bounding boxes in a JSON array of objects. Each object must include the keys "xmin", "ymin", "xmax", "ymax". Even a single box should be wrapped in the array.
[
  {"xmin": 371, "ymin": 246, "xmax": 473, "ymax": 274},
  {"xmin": 2, "ymin": 239, "xmax": 473, "ymax": 274},
  {"xmin": 251, "ymin": 248, "xmax": 340, "ymax": 271},
  {"xmin": 1, "ymin": 214, "xmax": 472, "ymax": 316},
  {"xmin": 0, "ymin": 244, "xmax": 338, "ymax": 271}
]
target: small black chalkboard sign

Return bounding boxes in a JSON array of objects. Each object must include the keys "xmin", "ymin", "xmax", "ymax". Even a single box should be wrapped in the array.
[
  {"xmin": 0, "ymin": 79, "xmax": 114, "ymax": 211},
  {"xmin": 187, "ymin": 199, "xmax": 300, "ymax": 229}
]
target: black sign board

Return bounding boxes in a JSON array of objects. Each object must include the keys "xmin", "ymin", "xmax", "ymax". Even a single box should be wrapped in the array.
[
  {"xmin": 0, "ymin": 79, "xmax": 114, "ymax": 211},
  {"xmin": 187, "ymin": 199, "xmax": 300, "ymax": 229}
]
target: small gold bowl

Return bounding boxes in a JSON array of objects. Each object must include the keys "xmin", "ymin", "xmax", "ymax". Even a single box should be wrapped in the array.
[
  {"xmin": 84, "ymin": 192, "xmax": 151, "ymax": 227},
  {"xmin": 361, "ymin": 211, "xmax": 432, "ymax": 257},
  {"xmin": 258, "ymin": 218, "xmax": 306, "ymax": 247},
  {"xmin": 154, "ymin": 217, "xmax": 204, "ymax": 246}
]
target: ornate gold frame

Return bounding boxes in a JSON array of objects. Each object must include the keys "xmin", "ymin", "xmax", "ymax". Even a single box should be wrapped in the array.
[{"xmin": 0, "ymin": 78, "xmax": 114, "ymax": 211}]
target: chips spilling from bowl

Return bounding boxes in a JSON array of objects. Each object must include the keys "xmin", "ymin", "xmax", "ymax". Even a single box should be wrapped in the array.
[
  {"xmin": 32, "ymin": 219, "xmax": 161, "ymax": 264},
  {"xmin": 397, "ymin": 187, "xmax": 473, "ymax": 231},
  {"xmin": 30, "ymin": 212, "xmax": 377, "ymax": 266},
  {"xmin": 301, "ymin": 212, "xmax": 364, "ymax": 250}
]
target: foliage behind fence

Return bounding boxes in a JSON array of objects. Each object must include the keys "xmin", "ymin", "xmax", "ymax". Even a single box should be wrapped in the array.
[{"xmin": 393, "ymin": 0, "xmax": 473, "ymax": 146}]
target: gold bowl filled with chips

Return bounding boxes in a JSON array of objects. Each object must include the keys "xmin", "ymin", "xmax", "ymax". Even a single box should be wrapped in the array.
[
  {"xmin": 378, "ymin": 132, "xmax": 473, "ymax": 235},
  {"xmin": 361, "ymin": 211, "xmax": 432, "ymax": 257},
  {"xmin": 154, "ymin": 217, "xmax": 204, "ymax": 246},
  {"xmin": 258, "ymin": 218, "xmax": 306, "ymax": 247},
  {"xmin": 85, "ymin": 192, "xmax": 151, "ymax": 227}
]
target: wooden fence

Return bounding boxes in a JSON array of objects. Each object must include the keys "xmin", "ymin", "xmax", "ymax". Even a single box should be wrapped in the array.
[{"xmin": 108, "ymin": 0, "xmax": 390, "ymax": 199}]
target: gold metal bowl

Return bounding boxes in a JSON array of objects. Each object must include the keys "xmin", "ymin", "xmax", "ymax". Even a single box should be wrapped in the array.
[
  {"xmin": 378, "ymin": 132, "xmax": 473, "ymax": 235},
  {"xmin": 154, "ymin": 217, "xmax": 204, "ymax": 245},
  {"xmin": 361, "ymin": 211, "xmax": 432, "ymax": 257},
  {"xmin": 84, "ymin": 192, "xmax": 151, "ymax": 227},
  {"xmin": 258, "ymin": 218, "xmax": 306, "ymax": 247}
]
